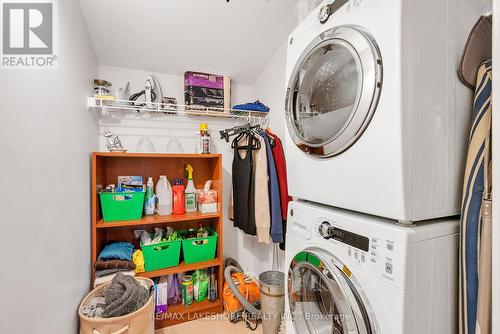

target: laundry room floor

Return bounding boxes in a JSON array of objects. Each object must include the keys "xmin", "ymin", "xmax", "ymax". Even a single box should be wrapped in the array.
[{"xmin": 155, "ymin": 318, "xmax": 263, "ymax": 334}]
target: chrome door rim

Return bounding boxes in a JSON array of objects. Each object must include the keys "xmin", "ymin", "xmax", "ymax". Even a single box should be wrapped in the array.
[
  {"xmin": 288, "ymin": 250, "xmax": 375, "ymax": 334},
  {"xmin": 286, "ymin": 25, "xmax": 383, "ymax": 158}
]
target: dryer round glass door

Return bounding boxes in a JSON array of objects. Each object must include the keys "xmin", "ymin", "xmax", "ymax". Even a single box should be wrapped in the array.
[
  {"xmin": 286, "ymin": 25, "xmax": 382, "ymax": 158},
  {"xmin": 288, "ymin": 251, "xmax": 373, "ymax": 334}
]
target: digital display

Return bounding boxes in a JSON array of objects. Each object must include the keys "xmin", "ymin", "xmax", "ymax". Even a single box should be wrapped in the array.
[{"xmin": 331, "ymin": 227, "xmax": 369, "ymax": 252}]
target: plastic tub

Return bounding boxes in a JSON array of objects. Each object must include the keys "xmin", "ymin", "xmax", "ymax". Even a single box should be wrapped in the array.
[
  {"xmin": 180, "ymin": 227, "xmax": 218, "ymax": 264},
  {"xmin": 141, "ymin": 239, "xmax": 182, "ymax": 272},
  {"xmin": 99, "ymin": 192, "xmax": 145, "ymax": 222}
]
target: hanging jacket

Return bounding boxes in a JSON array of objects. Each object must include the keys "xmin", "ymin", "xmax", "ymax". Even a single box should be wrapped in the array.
[
  {"xmin": 267, "ymin": 132, "xmax": 292, "ymax": 245},
  {"xmin": 253, "ymin": 134, "xmax": 271, "ymax": 243},
  {"xmin": 261, "ymin": 131, "xmax": 283, "ymax": 243}
]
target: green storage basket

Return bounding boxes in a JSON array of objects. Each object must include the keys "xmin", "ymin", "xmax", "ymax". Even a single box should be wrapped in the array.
[
  {"xmin": 142, "ymin": 239, "xmax": 182, "ymax": 272},
  {"xmin": 99, "ymin": 192, "xmax": 145, "ymax": 222},
  {"xmin": 181, "ymin": 227, "xmax": 218, "ymax": 264}
]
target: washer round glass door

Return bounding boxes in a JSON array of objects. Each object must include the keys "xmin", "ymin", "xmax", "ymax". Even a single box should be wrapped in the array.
[
  {"xmin": 289, "ymin": 251, "xmax": 372, "ymax": 334},
  {"xmin": 286, "ymin": 25, "xmax": 382, "ymax": 158}
]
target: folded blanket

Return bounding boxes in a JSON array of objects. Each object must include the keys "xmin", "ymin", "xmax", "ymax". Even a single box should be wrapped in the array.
[
  {"xmin": 103, "ymin": 273, "xmax": 149, "ymax": 318},
  {"xmin": 98, "ymin": 242, "xmax": 134, "ymax": 261},
  {"xmin": 96, "ymin": 268, "xmax": 132, "ymax": 278},
  {"xmin": 95, "ymin": 259, "xmax": 136, "ymax": 271}
]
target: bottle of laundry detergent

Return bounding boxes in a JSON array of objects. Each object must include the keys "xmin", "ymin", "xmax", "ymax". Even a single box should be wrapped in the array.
[
  {"xmin": 172, "ymin": 178, "xmax": 185, "ymax": 215},
  {"xmin": 144, "ymin": 177, "xmax": 156, "ymax": 215},
  {"xmin": 185, "ymin": 164, "xmax": 197, "ymax": 213},
  {"xmin": 156, "ymin": 175, "xmax": 172, "ymax": 216}
]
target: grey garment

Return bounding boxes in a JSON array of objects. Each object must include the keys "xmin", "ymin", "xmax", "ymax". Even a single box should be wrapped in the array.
[
  {"xmin": 82, "ymin": 297, "xmax": 106, "ymax": 318},
  {"xmin": 103, "ymin": 273, "xmax": 150, "ymax": 318},
  {"xmin": 95, "ymin": 268, "xmax": 131, "ymax": 278}
]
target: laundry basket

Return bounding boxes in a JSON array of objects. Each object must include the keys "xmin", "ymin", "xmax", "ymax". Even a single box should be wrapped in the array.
[{"xmin": 78, "ymin": 277, "xmax": 155, "ymax": 334}]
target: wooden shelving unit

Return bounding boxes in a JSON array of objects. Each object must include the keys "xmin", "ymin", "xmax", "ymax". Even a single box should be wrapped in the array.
[{"xmin": 91, "ymin": 152, "xmax": 223, "ymax": 329}]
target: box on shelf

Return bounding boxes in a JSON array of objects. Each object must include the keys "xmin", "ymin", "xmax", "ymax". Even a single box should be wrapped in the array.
[
  {"xmin": 99, "ymin": 192, "xmax": 145, "ymax": 222},
  {"xmin": 184, "ymin": 71, "xmax": 230, "ymax": 110},
  {"xmin": 142, "ymin": 239, "xmax": 182, "ymax": 272},
  {"xmin": 198, "ymin": 180, "xmax": 218, "ymax": 214},
  {"xmin": 180, "ymin": 227, "xmax": 218, "ymax": 264}
]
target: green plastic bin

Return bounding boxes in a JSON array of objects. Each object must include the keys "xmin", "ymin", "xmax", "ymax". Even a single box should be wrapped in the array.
[
  {"xmin": 99, "ymin": 192, "xmax": 145, "ymax": 222},
  {"xmin": 142, "ymin": 239, "xmax": 182, "ymax": 272},
  {"xmin": 181, "ymin": 227, "xmax": 218, "ymax": 264}
]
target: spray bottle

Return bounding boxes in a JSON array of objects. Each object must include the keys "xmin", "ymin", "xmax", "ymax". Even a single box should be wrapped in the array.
[
  {"xmin": 144, "ymin": 177, "xmax": 156, "ymax": 215},
  {"xmin": 185, "ymin": 164, "xmax": 197, "ymax": 212}
]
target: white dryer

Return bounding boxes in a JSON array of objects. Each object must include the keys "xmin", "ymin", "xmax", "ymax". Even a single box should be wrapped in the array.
[
  {"xmin": 285, "ymin": 0, "xmax": 481, "ymax": 223},
  {"xmin": 285, "ymin": 201, "xmax": 459, "ymax": 334}
]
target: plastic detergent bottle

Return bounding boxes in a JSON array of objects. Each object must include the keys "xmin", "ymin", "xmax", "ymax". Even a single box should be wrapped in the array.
[
  {"xmin": 185, "ymin": 164, "xmax": 197, "ymax": 213},
  {"xmin": 172, "ymin": 178, "xmax": 185, "ymax": 215},
  {"xmin": 144, "ymin": 177, "xmax": 155, "ymax": 215},
  {"xmin": 156, "ymin": 175, "xmax": 172, "ymax": 216}
]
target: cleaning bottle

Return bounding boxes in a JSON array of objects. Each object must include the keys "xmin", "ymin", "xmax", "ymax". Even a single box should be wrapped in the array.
[
  {"xmin": 172, "ymin": 178, "xmax": 185, "ymax": 215},
  {"xmin": 201, "ymin": 124, "xmax": 210, "ymax": 154},
  {"xmin": 185, "ymin": 164, "xmax": 197, "ymax": 213},
  {"xmin": 196, "ymin": 123, "xmax": 207, "ymax": 154},
  {"xmin": 156, "ymin": 175, "xmax": 172, "ymax": 216},
  {"xmin": 144, "ymin": 177, "xmax": 156, "ymax": 215}
]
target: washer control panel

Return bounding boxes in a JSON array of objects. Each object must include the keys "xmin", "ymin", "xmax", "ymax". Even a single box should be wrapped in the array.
[
  {"xmin": 317, "ymin": 220, "xmax": 369, "ymax": 252},
  {"xmin": 313, "ymin": 217, "xmax": 401, "ymax": 284}
]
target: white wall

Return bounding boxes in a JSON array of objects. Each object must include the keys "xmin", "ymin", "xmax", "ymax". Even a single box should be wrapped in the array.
[
  {"xmin": 0, "ymin": 0, "xmax": 98, "ymax": 333},
  {"xmin": 97, "ymin": 45, "xmax": 289, "ymax": 276}
]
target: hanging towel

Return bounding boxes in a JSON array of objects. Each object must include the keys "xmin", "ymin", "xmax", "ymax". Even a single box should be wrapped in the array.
[
  {"xmin": 261, "ymin": 131, "xmax": 283, "ymax": 243},
  {"xmin": 254, "ymin": 134, "xmax": 271, "ymax": 244},
  {"xmin": 459, "ymin": 60, "xmax": 492, "ymax": 334}
]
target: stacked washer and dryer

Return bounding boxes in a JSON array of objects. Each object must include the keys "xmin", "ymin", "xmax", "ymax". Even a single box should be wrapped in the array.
[{"xmin": 283, "ymin": 0, "xmax": 482, "ymax": 333}]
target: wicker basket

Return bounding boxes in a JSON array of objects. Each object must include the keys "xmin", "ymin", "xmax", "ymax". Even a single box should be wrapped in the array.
[{"xmin": 78, "ymin": 277, "xmax": 155, "ymax": 334}]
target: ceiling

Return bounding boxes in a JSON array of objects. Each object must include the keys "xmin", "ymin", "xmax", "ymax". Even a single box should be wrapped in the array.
[{"xmin": 79, "ymin": 0, "xmax": 297, "ymax": 85}]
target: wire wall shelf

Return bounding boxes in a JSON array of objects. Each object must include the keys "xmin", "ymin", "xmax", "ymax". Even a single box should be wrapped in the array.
[{"xmin": 88, "ymin": 96, "xmax": 269, "ymax": 124}]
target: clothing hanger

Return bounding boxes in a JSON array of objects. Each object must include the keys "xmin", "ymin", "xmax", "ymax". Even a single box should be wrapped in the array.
[{"xmin": 231, "ymin": 128, "xmax": 261, "ymax": 150}]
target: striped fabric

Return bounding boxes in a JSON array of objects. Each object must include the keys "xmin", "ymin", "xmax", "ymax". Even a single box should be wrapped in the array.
[{"xmin": 459, "ymin": 60, "xmax": 492, "ymax": 334}]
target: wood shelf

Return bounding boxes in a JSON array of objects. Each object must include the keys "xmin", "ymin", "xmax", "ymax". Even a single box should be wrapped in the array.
[
  {"xmin": 91, "ymin": 152, "xmax": 224, "ymax": 330},
  {"xmin": 154, "ymin": 299, "xmax": 222, "ymax": 328},
  {"xmin": 93, "ymin": 152, "xmax": 222, "ymax": 159},
  {"xmin": 167, "ymin": 299, "xmax": 221, "ymax": 315},
  {"xmin": 137, "ymin": 258, "xmax": 221, "ymax": 278},
  {"xmin": 96, "ymin": 212, "xmax": 221, "ymax": 229}
]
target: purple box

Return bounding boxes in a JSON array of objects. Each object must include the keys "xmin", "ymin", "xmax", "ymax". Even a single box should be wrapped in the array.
[
  {"xmin": 184, "ymin": 71, "xmax": 229, "ymax": 108},
  {"xmin": 185, "ymin": 72, "xmax": 224, "ymax": 89}
]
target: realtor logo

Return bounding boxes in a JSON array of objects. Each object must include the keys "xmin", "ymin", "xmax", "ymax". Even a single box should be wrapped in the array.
[{"xmin": 1, "ymin": 1, "xmax": 57, "ymax": 68}]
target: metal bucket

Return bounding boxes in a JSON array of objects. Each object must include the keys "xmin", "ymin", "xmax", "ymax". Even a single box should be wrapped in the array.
[{"xmin": 259, "ymin": 271, "xmax": 285, "ymax": 334}]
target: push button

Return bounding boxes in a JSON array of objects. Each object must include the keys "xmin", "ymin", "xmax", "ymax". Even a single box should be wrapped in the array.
[
  {"xmin": 361, "ymin": 254, "xmax": 365, "ymax": 263},
  {"xmin": 387, "ymin": 243, "xmax": 394, "ymax": 251},
  {"xmin": 354, "ymin": 252, "xmax": 359, "ymax": 260},
  {"xmin": 348, "ymin": 249, "xmax": 352, "ymax": 257},
  {"xmin": 385, "ymin": 262, "xmax": 393, "ymax": 274}
]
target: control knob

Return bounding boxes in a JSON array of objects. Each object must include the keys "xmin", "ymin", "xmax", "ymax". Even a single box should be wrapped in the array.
[{"xmin": 319, "ymin": 221, "xmax": 334, "ymax": 239}]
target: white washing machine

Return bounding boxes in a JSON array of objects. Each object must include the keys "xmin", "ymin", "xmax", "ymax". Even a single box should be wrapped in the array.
[
  {"xmin": 284, "ymin": 0, "xmax": 481, "ymax": 223},
  {"xmin": 285, "ymin": 201, "xmax": 459, "ymax": 334}
]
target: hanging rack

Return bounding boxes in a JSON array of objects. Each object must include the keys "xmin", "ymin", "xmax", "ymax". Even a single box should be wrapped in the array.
[{"xmin": 88, "ymin": 96, "xmax": 269, "ymax": 123}]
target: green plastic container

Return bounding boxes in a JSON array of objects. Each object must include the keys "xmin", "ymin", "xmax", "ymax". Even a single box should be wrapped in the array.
[
  {"xmin": 181, "ymin": 227, "xmax": 218, "ymax": 264},
  {"xmin": 142, "ymin": 239, "xmax": 182, "ymax": 272},
  {"xmin": 99, "ymin": 192, "xmax": 145, "ymax": 222}
]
